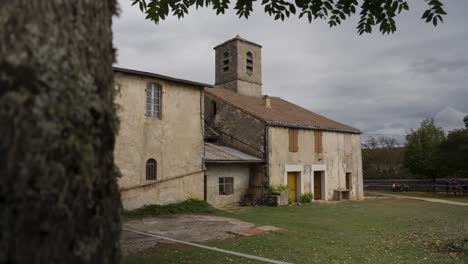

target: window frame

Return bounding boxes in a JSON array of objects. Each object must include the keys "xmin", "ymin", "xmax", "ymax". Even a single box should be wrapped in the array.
[
  {"xmin": 222, "ymin": 51, "xmax": 230, "ymax": 73},
  {"xmin": 246, "ymin": 51, "xmax": 253, "ymax": 75},
  {"xmin": 219, "ymin": 177, "xmax": 234, "ymax": 195},
  {"xmin": 145, "ymin": 83, "xmax": 162, "ymax": 119},
  {"xmin": 289, "ymin": 128, "xmax": 299, "ymax": 152},
  {"xmin": 314, "ymin": 130, "xmax": 323, "ymax": 154},
  {"xmin": 146, "ymin": 158, "xmax": 157, "ymax": 181}
]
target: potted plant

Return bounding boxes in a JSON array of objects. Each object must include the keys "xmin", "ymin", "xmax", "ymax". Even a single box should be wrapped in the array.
[{"xmin": 269, "ymin": 184, "xmax": 289, "ymax": 206}]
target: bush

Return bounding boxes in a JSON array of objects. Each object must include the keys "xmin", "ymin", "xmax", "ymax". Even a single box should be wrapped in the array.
[
  {"xmin": 122, "ymin": 199, "xmax": 214, "ymax": 220},
  {"xmin": 299, "ymin": 192, "xmax": 314, "ymax": 203},
  {"xmin": 270, "ymin": 184, "xmax": 289, "ymax": 194}
]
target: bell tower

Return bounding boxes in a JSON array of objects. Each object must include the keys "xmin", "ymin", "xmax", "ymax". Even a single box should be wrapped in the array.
[{"xmin": 214, "ymin": 35, "xmax": 262, "ymax": 97}]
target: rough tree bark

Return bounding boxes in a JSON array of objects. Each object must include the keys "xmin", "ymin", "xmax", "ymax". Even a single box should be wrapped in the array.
[{"xmin": 0, "ymin": 1, "xmax": 121, "ymax": 263}]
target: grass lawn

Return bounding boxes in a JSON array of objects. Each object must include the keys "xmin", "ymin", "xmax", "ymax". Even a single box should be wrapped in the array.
[
  {"xmin": 123, "ymin": 198, "xmax": 468, "ymax": 264},
  {"xmin": 376, "ymin": 191, "xmax": 468, "ymax": 203}
]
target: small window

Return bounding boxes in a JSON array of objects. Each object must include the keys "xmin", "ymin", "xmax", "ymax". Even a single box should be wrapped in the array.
[
  {"xmin": 314, "ymin": 130, "xmax": 323, "ymax": 153},
  {"xmin": 146, "ymin": 159, "xmax": 157, "ymax": 180},
  {"xmin": 219, "ymin": 177, "xmax": 233, "ymax": 195},
  {"xmin": 146, "ymin": 83, "xmax": 161, "ymax": 118},
  {"xmin": 213, "ymin": 102, "xmax": 217, "ymax": 116},
  {"xmin": 223, "ymin": 51, "xmax": 229, "ymax": 73},
  {"xmin": 246, "ymin": 52, "xmax": 253, "ymax": 75},
  {"xmin": 289, "ymin": 128, "xmax": 298, "ymax": 152}
]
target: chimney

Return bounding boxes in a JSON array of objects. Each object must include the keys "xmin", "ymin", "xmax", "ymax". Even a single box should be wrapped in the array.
[{"xmin": 263, "ymin": 95, "xmax": 271, "ymax": 108}]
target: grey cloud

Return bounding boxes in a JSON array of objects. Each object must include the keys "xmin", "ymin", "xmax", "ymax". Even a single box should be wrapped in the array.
[{"xmin": 113, "ymin": 0, "xmax": 468, "ymax": 143}]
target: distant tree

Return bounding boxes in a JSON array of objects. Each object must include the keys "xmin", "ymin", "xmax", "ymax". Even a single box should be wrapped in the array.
[
  {"xmin": 436, "ymin": 115, "xmax": 468, "ymax": 177},
  {"xmin": 133, "ymin": 0, "xmax": 447, "ymax": 34},
  {"xmin": 404, "ymin": 118, "xmax": 445, "ymax": 186},
  {"xmin": 362, "ymin": 136, "xmax": 405, "ymax": 179}
]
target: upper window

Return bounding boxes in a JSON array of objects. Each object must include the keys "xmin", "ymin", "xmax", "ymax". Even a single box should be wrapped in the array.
[
  {"xmin": 223, "ymin": 51, "xmax": 230, "ymax": 73},
  {"xmin": 246, "ymin": 52, "xmax": 253, "ymax": 75},
  {"xmin": 146, "ymin": 159, "xmax": 157, "ymax": 180},
  {"xmin": 146, "ymin": 83, "xmax": 161, "ymax": 118},
  {"xmin": 289, "ymin": 128, "xmax": 298, "ymax": 152},
  {"xmin": 219, "ymin": 177, "xmax": 233, "ymax": 195}
]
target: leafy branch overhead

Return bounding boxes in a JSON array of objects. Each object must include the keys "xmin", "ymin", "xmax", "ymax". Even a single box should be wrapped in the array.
[{"xmin": 132, "ymin": 0, "xmax": 447, "ymax": 34}]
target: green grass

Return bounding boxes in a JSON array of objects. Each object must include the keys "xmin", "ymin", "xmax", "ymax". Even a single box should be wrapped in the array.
[
  {"xmin": 123, "ymin": 199, "xmax": 468, "ymax": 264},
  {"xmin": 122, "ymin": 199, "xmax": 214, "ymax": 220},
  {"xmin": 378, "ymin": 191, "xmax": 468, "ymax": 203}
]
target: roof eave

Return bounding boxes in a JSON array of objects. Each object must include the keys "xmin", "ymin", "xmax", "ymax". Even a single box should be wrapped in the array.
[
  {"xmin": 113, "ymin": 67, "xmax": 213, "ymax": 88},
  {"xmin": 267, "ymin": 122, "xmax": 362, "ymax": 134}
]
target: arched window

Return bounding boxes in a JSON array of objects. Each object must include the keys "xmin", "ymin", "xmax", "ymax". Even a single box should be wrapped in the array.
[
  {"xmin": 246, "ymin": 52, "xmax": 253, "ymax": 75},
  {"xmin": 145, "ymin": 83, "xmax": 161, "ymax": 118},
  {"xmin": 146, "ymin": 159, "xmax": 157, "ymax": 180},
  {"xmin": 223, "ymin": 51, "xmax": 229, "ymax": 73}
]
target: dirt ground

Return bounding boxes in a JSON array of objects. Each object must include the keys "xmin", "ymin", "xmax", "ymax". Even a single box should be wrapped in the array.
[{"xmin": 121, "ymin": 214, "xmax": 255, "ymax": 255}]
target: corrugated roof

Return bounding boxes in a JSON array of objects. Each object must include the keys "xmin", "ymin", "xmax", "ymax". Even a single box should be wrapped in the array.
[
  {"xmin": 204, "ymin": 143, "xmax": 264, "ymax": 163},
  {"xmin": 113, "ymin": 67, "xmax": 213, "ymax": 88},
  {"xmin": 205, "ymin": 87, "xmax": 361, "ymax": 134}
]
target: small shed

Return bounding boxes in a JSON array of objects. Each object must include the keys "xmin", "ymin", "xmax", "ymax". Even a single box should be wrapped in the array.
[{"xmin": 204, "ymin": 143, "xmax": 263, "ymax": 207}]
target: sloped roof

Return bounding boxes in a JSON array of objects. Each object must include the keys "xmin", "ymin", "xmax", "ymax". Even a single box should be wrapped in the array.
[
  {"xmin": 113, "ymin": 67, "xmax": 212, "ymax": 88},
  {"xmin": 205, "ymin": 88, "xmax": 361, "ymax": 134},
  {"xmin": 205, "ymin": 143, "xmax": 264, "ymax": 163}
]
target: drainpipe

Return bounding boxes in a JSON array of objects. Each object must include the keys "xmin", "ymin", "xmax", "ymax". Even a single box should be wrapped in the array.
[{"xmin": 262, "ymin": 125, "xmax": 270, "ymax": 203}]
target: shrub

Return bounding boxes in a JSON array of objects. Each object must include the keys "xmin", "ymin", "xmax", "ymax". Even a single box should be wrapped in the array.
[
  {"xmin": 122, "ymin": 199, "xmax": 213, "ymax": 220},
  {"xmin": 270, "ymin": 184, "xmax": 289, "ymax": 194},
  {"xmin": 299, "ymin": 192, "xmax": 314, "ymax": 203}
]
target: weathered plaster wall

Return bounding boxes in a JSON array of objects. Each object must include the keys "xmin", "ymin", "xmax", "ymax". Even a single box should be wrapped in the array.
[
  {"xmin": 268, "ymin": 126, "xmax": 363, "ymax": 200},
  {"xmin": 204, "ymin": 94, "xmax": 266, "ymax": 158},
  {"xmin": 206, "ymin": 163, "xmax": 250, "ymax": 207},
  {"xmin": 114, "ymin": 72, "xmax": 205, "ymax": 209}
]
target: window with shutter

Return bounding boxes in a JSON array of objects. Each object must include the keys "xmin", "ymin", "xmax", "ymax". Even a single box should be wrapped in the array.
[
  {"xmin": 145, "ymin": 83, "xmax": 161, "ymax": 118},
  {"xmin": 289, "ymin": 128, "xmax": 298, "ymax": 152},
  {"xmin": 314, "ymin": 130, "xmax": 323, "ymax": 153}
]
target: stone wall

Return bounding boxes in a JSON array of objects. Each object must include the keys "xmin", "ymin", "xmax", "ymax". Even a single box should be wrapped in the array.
[
  {"xmin": 206, "ymin": 163, "xmax": 251, "ymax": 207},
  {"xmin": 268, "ymin": 126, "xmax": 364, "ymax": 200},
  {"xmin": 204, "ymin": 94, "xmax": 266, "ymax": 159},
  {"xmin": 114, "ymin": 72, "xmax": 205, "ymax": 209},
  {"xmin": 214, "ymin": 38, "xmax": 262, "ymax": 97}
]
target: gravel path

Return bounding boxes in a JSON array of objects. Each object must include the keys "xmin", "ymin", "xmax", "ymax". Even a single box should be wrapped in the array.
[{"xmin": 369, "ymin": 192, "xmax": 468, "ymax": 207}]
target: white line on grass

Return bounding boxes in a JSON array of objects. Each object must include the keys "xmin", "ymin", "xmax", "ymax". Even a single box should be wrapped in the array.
[{"xmin": 123, "ymin": 227, "xmax": 292, "ymax": 264}]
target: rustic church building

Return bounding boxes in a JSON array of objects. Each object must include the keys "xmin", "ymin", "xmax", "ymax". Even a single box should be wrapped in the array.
[{"xmin": 114, "ymin": 36, "xmax": 363, "ymax": 210}]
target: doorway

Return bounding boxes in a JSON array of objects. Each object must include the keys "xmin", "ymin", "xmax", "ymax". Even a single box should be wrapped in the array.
[
  {"xmin": 346, "ymin": 172, "xmax": 352, "ymax": 190},
  {"xmin": 287, "ymin": 172, "xmax": 298, "ymax": 202},
  {"xmin": 313, "ymin": 171, "xmax": 322, "ymax": 200}
]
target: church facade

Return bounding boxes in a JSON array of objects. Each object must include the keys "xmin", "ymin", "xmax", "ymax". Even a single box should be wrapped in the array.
[{"xmin": 114, "ymin": 36, "xmax": 363, "ymax": 210}]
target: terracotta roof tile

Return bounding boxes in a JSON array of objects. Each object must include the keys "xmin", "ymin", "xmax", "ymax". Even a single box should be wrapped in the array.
[{"xmin": 206, "ymin": 88, "xmax": 360, "ymax": 134}]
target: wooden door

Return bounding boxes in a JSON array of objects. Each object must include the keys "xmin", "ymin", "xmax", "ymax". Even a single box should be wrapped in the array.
[
  {"xmin": 314, "ymin": 171, "xmax": 322, "ymax": 200},
  {"xmin": 287, "ymin": 172, "xmax": 297, "ymax": 202}
]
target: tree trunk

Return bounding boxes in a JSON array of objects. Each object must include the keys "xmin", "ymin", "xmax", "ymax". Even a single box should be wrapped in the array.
[{"xmin": 0, "ymin": 1, "xmax": 121, "ymax": 263}]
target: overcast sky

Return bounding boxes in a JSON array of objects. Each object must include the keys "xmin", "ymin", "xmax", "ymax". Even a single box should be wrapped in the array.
[{"xmin": 113, "ymin": 0, "xmax": 468, "ymax": 144}]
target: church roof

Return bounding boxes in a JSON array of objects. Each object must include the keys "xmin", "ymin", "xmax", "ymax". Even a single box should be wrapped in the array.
[{"xmin": 205, "ymin": 88, "xmax": 361, "ymax": 134}]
